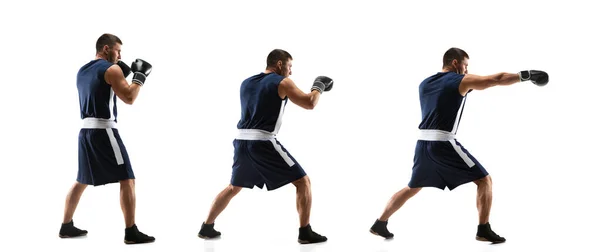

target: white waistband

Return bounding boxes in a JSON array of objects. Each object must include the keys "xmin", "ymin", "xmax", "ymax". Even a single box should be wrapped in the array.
[
  {"xmin": 82, "ymin": 118, "xmax": 117, "ymax": 129},
  {"xmin": 418, "ymin": 129, "xmax": 455, "ymax": 141},
  {"xmin": 235, "ymin": 129, "xmax": 276, "ymax": 140}
]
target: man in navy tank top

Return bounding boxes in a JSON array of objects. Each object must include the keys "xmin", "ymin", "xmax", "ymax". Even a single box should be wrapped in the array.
[
  {"xmin": 58, "ymin": 33, "xmax": 155, "ymax": 244},
  {"xmin": 198, "ymin": 49, "xmax": 334, "ymax": 244},
  {"xmin": 370, "ymin": 47, "xmax": 548, "ymax": 244}
]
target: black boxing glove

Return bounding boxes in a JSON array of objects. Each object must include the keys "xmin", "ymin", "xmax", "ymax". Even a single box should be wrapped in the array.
[
  {"xmin": 519, "ymin": 70, "xmax": 548, "ymax": 86},
  {"xmin": 117, "ymin": 61, "xmax": 131, "ymax": 78},
  {"xmin": 311, "ymin": 76, "xmax": 334, "ymax": 94},
  {"xmin": 131, "ymin": 58, "xmax": 153, "ymax": 86}
]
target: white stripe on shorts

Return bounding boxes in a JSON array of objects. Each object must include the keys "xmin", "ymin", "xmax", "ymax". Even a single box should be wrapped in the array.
[
  {"xmin": 448, "ymin": 139, "xmax": 475, "ymax": 168},
  {"xmin": 105, "ymin": 128, "xmax": 124, "ymax": 165},
  {"xmin": 269, "ymin": 139, "xmax": 295, "ymax": 167}
]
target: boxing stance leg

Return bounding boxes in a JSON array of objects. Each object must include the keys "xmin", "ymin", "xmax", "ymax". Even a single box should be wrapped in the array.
[
  {"xmin": 370, "ymin": 186, "xmax": 422, "ymax": 239},
  {"xmin": 59, "ymin": 182, "xmax": 88, "ymax": 238},
  {"xmin": 473, "ymin": 175, "xmax": 505, "ymax": 244},
  {"xmin": 292, "ymin": 176, "xmax": 327, "ymax": 244},
  {"xmin": 198, "ymin": 184, "xmax": 242, "ymax": 239}
]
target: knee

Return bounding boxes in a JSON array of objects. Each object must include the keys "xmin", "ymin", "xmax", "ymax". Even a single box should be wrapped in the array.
[
  {"xmin": 119, "ymin": 179, "xmax": 135, "ymax": 189},
  {"xmin": 74, "ymin": 182, "xmax": 88, "ymax": 190},
  {"xmin": 226, "ymin": 185, "xmax": 243, "ymax": 195},
  {"xmin": 477, "ymin": 176, "xmax": 493, "ymax": 188},
  {"xmin": 406, "ymin": 186, "xmax": 422, "ymax": 194},
  {"xmin": 292, "ymin": 176, "xmax": 311, "ymax": 189}
]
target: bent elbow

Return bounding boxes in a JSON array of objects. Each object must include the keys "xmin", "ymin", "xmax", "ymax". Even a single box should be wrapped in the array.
[
  {"xmin": 306, "ymin": 98, "xmax": 319, "ymax": 110},
  {"xmin": 305, "ymin": 103, "xmax": 316, "ymax": 110},
  {"xmin": 123, "ymin": 96, "xmax": 135, "ymax": 105}
]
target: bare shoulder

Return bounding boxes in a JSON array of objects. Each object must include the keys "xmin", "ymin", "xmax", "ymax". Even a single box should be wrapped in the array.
[
  {"xmin": 104, "ymin": 64, "xmax": 123, "ymax": 85},
  {"xmin": 279, "ymin": 77, "xmax": 294, "ymax": 86}
]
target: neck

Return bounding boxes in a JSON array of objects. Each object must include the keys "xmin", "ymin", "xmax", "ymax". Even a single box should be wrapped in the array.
[
  {"xmin": 441, "ymin": 67, "xmax": 452, "ymax": 73},
  {"xmin": 95, "ymin": 53, "xmax": 108, "ymax": 61},
  {"xmin": 441, "ymin": 67, "xmax": 460, "ymax": 74},
  {"xmin": 263, "ymin": 67, "xmax": 276, "ymax": 74}
]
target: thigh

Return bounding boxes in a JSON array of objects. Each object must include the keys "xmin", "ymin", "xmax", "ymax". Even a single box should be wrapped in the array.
[
  {"xmin": 77, "ymin": 129, "xmax": 134, "ymax": 186},
  {"xmin": 432, "ymin": 140, "xmax": 488, "ymax": 190},
  {"xmin": 231, "ymin": 140, "xmax": 264, "ymax": 189},
  {"xmin": 407, "ymin": 140, "xmax": 447, "ymax": 190},
  {"xmin": 248, "ymin": 139, "xmax": 307, "ymax": 191}
]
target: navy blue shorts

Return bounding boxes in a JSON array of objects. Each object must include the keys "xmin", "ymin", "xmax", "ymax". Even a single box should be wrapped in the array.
[
  {"xmin": 77, "ymin": 128, "xmax": 135, "ymax": 186},
  {"xmin": 230, "ymin": 139, "xmax": 307, "ymax": 191},
  {"xmin": 408, "ymin": 139, "xmax": 488, "ymax": 190}
]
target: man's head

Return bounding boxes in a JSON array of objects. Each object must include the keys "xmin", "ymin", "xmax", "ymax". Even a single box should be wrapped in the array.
[
  {"xmin": 442, "ymin": 47, "xmax": 469, "ymax": 74},
  {"xmin": 96, "ymin": 33, "xmax": 122, "ymax": 64},
  {"xmin": 266, "ymin": 49, "xmax": 293, "ymax": 77}
]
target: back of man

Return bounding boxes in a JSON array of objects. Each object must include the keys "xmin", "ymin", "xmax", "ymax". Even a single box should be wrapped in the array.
[
  {"xmin": 418, "ymin": 71, "xmax": 467, "ymax": 133},
  {"xmin": 237, "ymin": 72, "xmax": 287, "ymax": 134},
  {"xmin": 78, "ymin": 59, "xmax": 118, "ymax": 121}
]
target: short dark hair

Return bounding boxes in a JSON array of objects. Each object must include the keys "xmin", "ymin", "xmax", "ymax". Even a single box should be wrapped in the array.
[
  {"xmin": 266, "ymin": 49, "xmax": 292, "ymax": 67},
  {"xmin": 443, "ymin": 47, "xmax": 469, "ymax": 68},
  {"xmin": 96, "ymin": 33, "xmax": 122, "ymax": 53}
]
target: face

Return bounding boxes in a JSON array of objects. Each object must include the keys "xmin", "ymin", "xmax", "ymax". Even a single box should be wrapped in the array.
[
  {"xmin": 453, "ymin": 57, "xmax": 469, "ymax": 74},
  {"xmin": 276, "ymin": 59, "xmax": 292, "ymax": 77},
  {"xmin": 102, "ymin": 43, "xmax": 122, "ymax": 63}
]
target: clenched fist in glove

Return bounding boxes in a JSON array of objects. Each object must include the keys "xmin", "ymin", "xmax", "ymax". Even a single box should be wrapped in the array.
[
  {"xmin": 131, "ymin": 59, "xmax": 153, "ymax": 86},
  {"xmin": 519, "ymin": 70, "xmax": 548, "ymax": 86},
  {"xmin": 311, "ymin": 76, "xmax": 334, "ymax": 94}
]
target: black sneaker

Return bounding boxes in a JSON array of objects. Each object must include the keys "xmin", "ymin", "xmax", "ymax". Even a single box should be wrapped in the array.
[
  {"xmin": 198, "ymin": 222, "xmax": 221, "ymax": 239},
  {"xmin": 59, "ymin": 220, "xmax": 88, "ymax": 238},
  {"xmin": 298, "ymin": 224, "xmax": 327, "ymax": 244},
  {"xmin": 370, "ymin": 219, "xmax": 394, "ymax": 239},
  {"xmin": 124, "ymin": 224, "xmax": 155, "ymax": 244},
  {"xmin": 476, "ymin": 223, "xmax": 506, "ymax": 244}
]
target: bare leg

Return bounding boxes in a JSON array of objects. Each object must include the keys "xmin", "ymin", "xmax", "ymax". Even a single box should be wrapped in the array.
[
  {"xmin": 120, "ymin": 179, "xmax": 136, "ymax": 228},
  {"xmin": 473, "ymin": 175, "xmax": 505, "ymax": 243},
  {"xmin": 291, "ymin": 176, "xmax": 312, "ymax": 227},
  {"xmin": 205, "ymin": 184, "xmax": 242, "ymax": 224},
  {"xmin": 473, "ymin": 176, "xmax": 492, "ymax": 224},
  {"xmin": 120, "ymin": 179, "xmax": 155, "ymax": 244},
  {"xmin": 370, "ymin": 186, "xmax": 422, "ymax": 239},
  {"xmin": 292, "ymin": 176, "xmax": 327, "ymax": 244},
  {"xmin": 379, "ymin": 186, "xmax": 422, "ymax": 221},
  {"xmin": 62, "ymin": 182, "xmax": 88, "ymax": 223},
  {"xmin": 59, "ymin": 182, "xmax": 89, "ymax": 238}
]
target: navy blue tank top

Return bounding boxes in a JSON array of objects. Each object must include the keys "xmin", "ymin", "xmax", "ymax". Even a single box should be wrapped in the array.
[
  {"xmin": 236, "ymin": 72, "xmax": 287, "ymax": 133},
  {"xmin": 418, "ymin": 71, "xmax": 469, "ymax": 134},
  {"xmin": 77, "ymin": 59, "xmax": 118, "ymax": 121}
]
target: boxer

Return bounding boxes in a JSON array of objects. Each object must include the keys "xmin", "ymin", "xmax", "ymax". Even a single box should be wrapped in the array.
[
  {"xmin": 59, "ymin": 33, "xmax": 155, "ymax": 244},
  {"xmin": 198, "ymin": 49, "xmax": 332, "ymax": 244},
  {"xmin": 370, "ymin": 47, "xmax": 548, "ymax": 244}
]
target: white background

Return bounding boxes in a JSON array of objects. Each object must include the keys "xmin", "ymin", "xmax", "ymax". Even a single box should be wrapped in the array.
[{"xmin": 0, "ymin": 0, "xmax": 598, "ymax": 251}]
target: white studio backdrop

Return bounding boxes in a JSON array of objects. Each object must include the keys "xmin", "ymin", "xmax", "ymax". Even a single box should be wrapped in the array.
[{"xmin": 0, "ymin": 0, "xmax": 598, "ymax": 251}]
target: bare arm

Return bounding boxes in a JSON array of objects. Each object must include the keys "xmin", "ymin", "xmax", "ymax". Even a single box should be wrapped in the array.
[
  {"xmin": 104, "ymin": 65, "xmax": 141, "ymax": 105},
  {"xmin": 278, "ymin": 78, "xmax": 321, "ymax": 110},
  {"xmin": 458, "ymin": 73, "xmax": 520, "ymax": 96}
]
